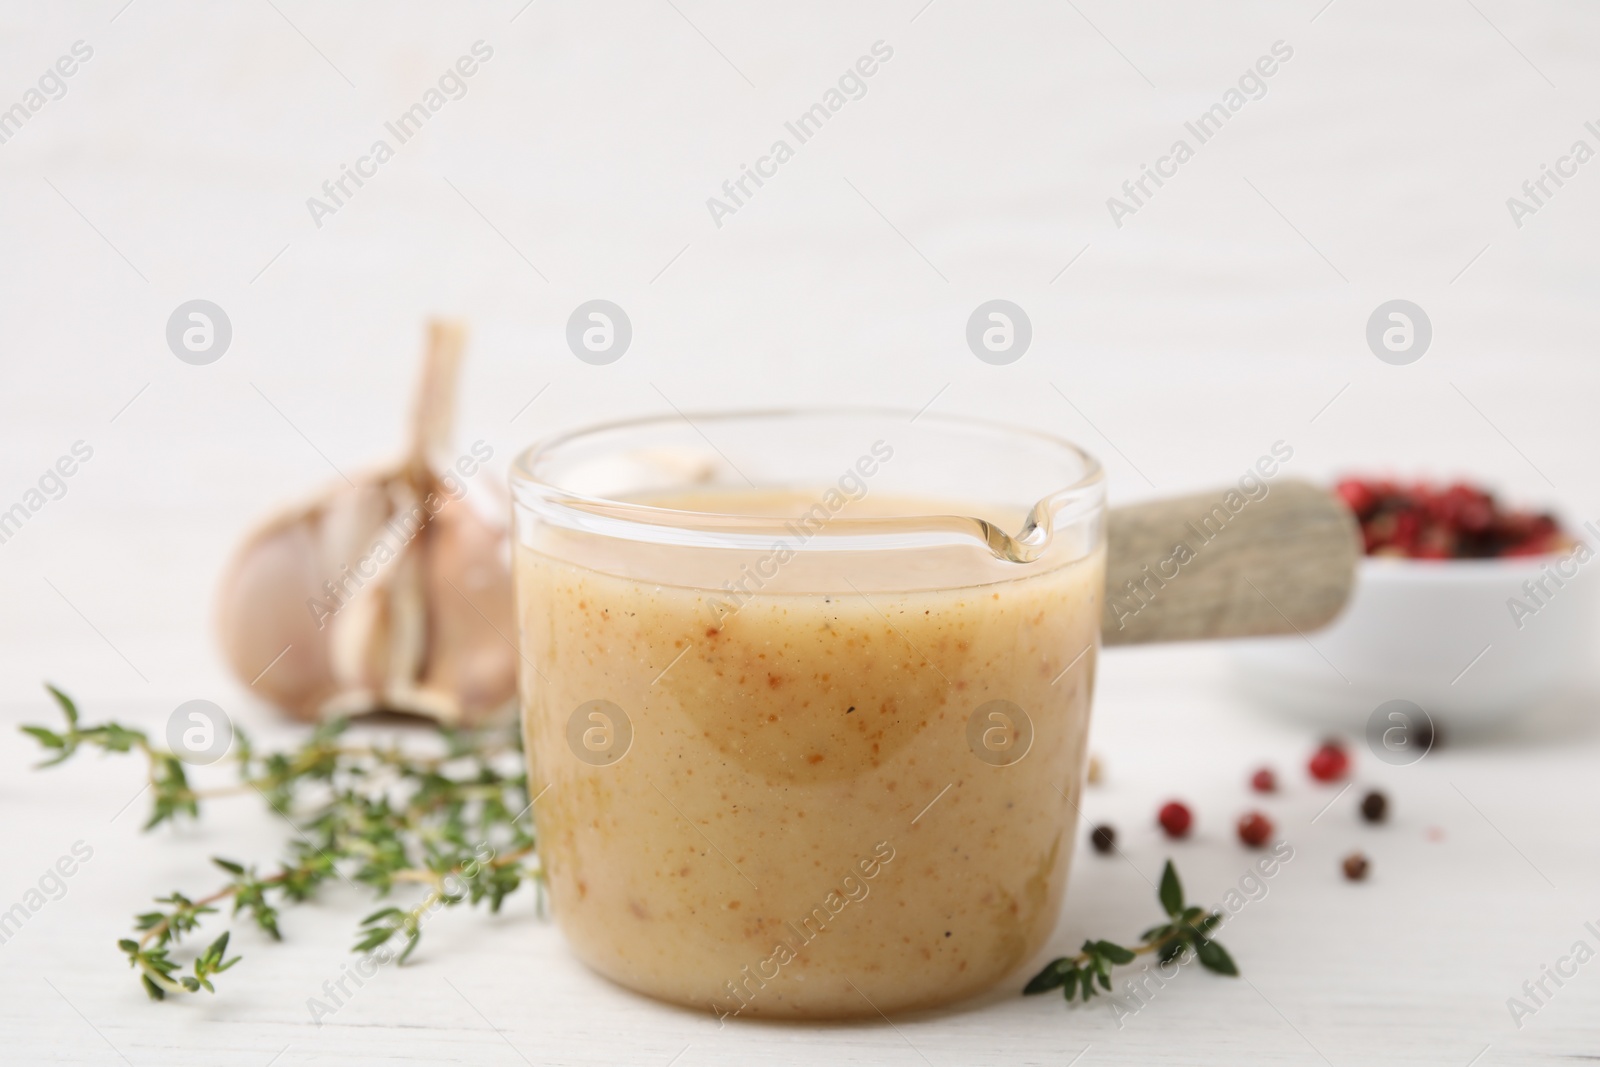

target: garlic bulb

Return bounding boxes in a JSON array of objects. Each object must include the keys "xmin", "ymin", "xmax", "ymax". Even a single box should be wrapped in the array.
[{"xmin": 216, "ymin": 321, "xmax": 517, "ymax": 726}]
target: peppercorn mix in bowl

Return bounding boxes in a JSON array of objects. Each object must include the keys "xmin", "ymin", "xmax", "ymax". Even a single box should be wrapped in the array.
[{"xmin": 1229, "ymin": 477, "xmax": 1599, "ymax": 729}]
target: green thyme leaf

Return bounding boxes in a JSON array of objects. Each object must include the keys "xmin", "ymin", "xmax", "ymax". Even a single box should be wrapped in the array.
[
  {"xmin": 1158, "ymin": 860, "xmax": 1184, "ymax": 917},
  {"xmin": 46, "ymin": 683, "xmax": 79, "ymax": 727},
  {"xmin": 1062, "ymin": 968, "xmax": 1079, "ymax": 1000},
  {"xmin": 1093, "ymin": 940, "xmax": 1136, "ymax": 965},
  {"xmin": 20, "ymin": 725, "xmax": 64, "ymax": 748},
  {"xmin": 1024, "ymin": 958, "xmax": 1071, "ymax": 995},
  {"xmin": 1195, "ymin": 938, "xmax": 1238, "ymax": 976}
]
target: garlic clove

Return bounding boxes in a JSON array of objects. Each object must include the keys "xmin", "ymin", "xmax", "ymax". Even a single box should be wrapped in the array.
[
  {"xmin": 416, "ymin": 492, "xmax": 519, "ymax": 721},
  {"xmin": 217, "ymin": 508, "xmax": 339, "ymax": 721}
]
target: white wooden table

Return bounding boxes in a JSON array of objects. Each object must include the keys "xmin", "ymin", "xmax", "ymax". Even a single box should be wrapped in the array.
[
  {"xmin": 4, "ymin": 0, "xmax": 1600, "ymax": 1062},
  {"xmin": 4, "ymin": 646, "xmax": 1599, "ymax": 1065}
]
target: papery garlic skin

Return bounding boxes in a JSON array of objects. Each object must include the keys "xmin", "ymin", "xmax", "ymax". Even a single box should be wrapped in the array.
[{"xmin": 215, "ymin": 322, "xmax": 516, "ymax": 726}]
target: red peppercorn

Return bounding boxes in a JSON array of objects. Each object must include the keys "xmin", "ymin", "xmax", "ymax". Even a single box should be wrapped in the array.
[
  {"xmin": 1455, "ymin": 495, "xmax": 1495, "ymax": 535},
  {"xmin": 1250, "ymin": 767, "xmax": 1276, "ymax": 793},
  {"xmin": 1308, "ymin": 741, "xmax": 1350, "ymax": 783},
  {"xmin": 1157, "ymin": 801, "xmax": 1192, "ymax": 839},
  {"xmin": 1392, "ymin": 509, "xmax": 1422, "ymax": 551},
  {"xmin": 1340, "ymin": 476, "xmax": 1569, "ymax": 560},
  {"xmin": 1335, "ymin": 479, "xmax": 1379, "ymax": 519},
  {"xmin": 1237, "ymin": 811, "xmax": 1273, "ymax": 848}
]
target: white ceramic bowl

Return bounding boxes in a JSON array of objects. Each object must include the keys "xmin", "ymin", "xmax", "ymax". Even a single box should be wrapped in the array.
[{"xmin": 1229, "ymin": 543, "xmax": 1600, "ymax": 731}]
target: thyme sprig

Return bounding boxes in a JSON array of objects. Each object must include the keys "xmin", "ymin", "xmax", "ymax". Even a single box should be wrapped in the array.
[
  {"xmin": 23, "ymin": 685, "xmax": 540, "ymax": 1001},
  {"xmin": 24, "ymin": 686, "xmax": 1237, "ymax": 1010},
  {"xmin": 1024, "ymin": 860, "xmax": 1238, "ymax": 1003}
]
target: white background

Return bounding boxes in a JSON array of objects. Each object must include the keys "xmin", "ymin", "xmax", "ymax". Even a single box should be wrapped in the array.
[{"xmin": 1, "ymin": 1, "xmax": 1597, "ymax": 1064}]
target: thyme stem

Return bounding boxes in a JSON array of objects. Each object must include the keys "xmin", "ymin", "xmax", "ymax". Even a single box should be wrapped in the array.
[{"xmin": 23, "ymin": 684, "xmax": 540, "ymax": 1001}]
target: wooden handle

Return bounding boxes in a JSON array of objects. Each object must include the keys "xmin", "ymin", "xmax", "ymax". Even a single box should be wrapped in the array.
[{"xmin": 1102, "ymin": 480, "xmax": 1360, "ymax": 645}]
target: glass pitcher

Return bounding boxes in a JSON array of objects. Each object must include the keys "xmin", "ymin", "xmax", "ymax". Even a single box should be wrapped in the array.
[{"xmin": 510, "ymin": 409, "xmax": 1105, "ymax": 1019}]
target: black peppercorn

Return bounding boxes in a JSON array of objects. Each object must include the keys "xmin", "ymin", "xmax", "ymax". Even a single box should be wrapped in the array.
[
  {"xmin": 1090, "ymin": 824, "xmax": 1116, "ymax": 854},
  {"xmin": 1360, "ymin": 790, "xmax": 1388, "ymax": 823}
]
